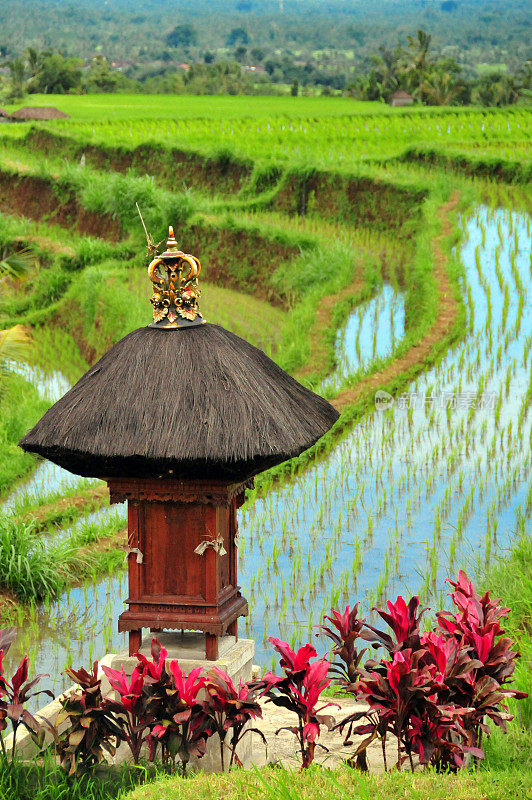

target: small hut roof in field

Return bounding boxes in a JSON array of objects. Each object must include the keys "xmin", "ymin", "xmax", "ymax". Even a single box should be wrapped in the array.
[
  {"xmin": 9, "ymin": 106, "xmax": 70, "ymax": 120},
  {"xmin": 390, "ymin": 90, "xmax": 413, "ymax": 100},
  {"xmin": 20, "ymin": 228, "xmax": 339, "ymax": 482},
  {"xmin": 389, "ymin": 90, "xmax": 414, "ymax": 106}
]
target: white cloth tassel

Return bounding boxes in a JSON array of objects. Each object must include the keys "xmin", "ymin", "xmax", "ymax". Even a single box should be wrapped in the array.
[
  {"xmin": 125, "ymin": 546, "xmax": 143, "ymax": 564},
  {"xmin": 194, "ymin": 534, "xmax": 227, "ymax": 556}
]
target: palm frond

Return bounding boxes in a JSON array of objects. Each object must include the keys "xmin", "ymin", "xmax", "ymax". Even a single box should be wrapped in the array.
[
  {"xmin": 0, "ymin": 248, "xmax": 33, "ymax": 279},
  {"xmin": 0, "ymin": 325, "xmax": 31, "ymax": 372}
]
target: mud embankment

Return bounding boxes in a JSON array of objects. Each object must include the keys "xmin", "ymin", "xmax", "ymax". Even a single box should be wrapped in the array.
[{"xmin": 0, "ymin": 171, "xmax": 123, "ymax": 241}]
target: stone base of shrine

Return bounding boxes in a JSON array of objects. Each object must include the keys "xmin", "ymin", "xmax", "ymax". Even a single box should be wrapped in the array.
[
  {"xmin": 102, "ymin": 631, "xmax": 253, "ymax": 689},
  {"xmin": 8, "ymin": 633, "xmax": 255, "ymax": 773}
]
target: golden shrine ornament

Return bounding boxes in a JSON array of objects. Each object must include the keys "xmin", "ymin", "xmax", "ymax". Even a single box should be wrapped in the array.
[{"xmin": 147, "ymin": 227, "xmax": 206, "ymax": 329}]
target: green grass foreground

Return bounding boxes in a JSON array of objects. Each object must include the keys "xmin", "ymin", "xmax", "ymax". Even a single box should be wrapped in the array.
[
  {"xmin": 0, "ymin": 761, "xmax": 528, "ymax": 800},
  {"xmin": 125, "ymin": 765, "xmax": 532, "ymax": 800}
]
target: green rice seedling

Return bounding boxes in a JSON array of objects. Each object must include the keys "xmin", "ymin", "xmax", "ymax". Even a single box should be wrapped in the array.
[
  {"xmin": 501, "ymin": 284, "xmax": 510, "ymax": 330},
  {"xmin": 449, "ymin": 532, "xmax": 457, "ymax": 565},
  {"xmin": 0, "ymin": 511, "xmax": 91, "ymax": 603}
]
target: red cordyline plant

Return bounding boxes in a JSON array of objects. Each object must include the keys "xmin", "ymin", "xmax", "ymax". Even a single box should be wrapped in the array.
[
  {"xmin": 140, "ymin": 645, "xmax": 266, "ymax": 773},
  {"xmin": 321, "ymin": 571, "xmax": 527, "ymax": 772},
  {"xmin": 0, "ymin": 627, "xmax": 52, "ymax": 762},
  {"xmin": 56, "ymin": 638, "xmax": 267, "ymax": 774},
  {"xmin": 47, "ymin": 661, "xmax": 124, "ymax": 774},
  {"xmin": 361, "ymin": 595, "xmax": 428, "ymax": 656},
  {"xmin": 144, "ymin": 657, "xmax": 213, "ymax": 774},
  {"xmin": 349, "ymin": 647, "xmax": 481, "ymax": 771},
  {"xmin": 101, "ymin": 659, "xmax": 150, "ymax": 765},
  {"xmin": 257, "ymin": 636, "xmax": 339, "ymax": 769},
  {"xmin": 318, "ymin": 604, "xmax": 367, "ymax": 684},
  {"xmin": 204, "ymin": 667, "xmax": 265, "ymax": 770},
  {"xmin": 434, "ymin": 570, "xmax": 528, "ymax": 748},
  {"xmin": 101, "ymin": 637, "xmax": 213, "ymax": 772}
]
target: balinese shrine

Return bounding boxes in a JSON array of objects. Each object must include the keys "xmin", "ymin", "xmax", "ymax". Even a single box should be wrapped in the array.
[{"xmin": 20, "ymin": 228, "xmax": 339, "ymax": 668}]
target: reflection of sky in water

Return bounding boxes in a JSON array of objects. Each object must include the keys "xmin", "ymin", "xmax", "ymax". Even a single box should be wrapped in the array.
[
  {"xmin": 2, "ymin": 367, "xmax": 97, "ymax": 509},
  {"xmin": 10, "ymin": 574, "xmax": 129, "ymax": 703},
  {"xmin": 4, "ymin": 206, "xmax": 532, "ymax": 699},
  {"xmin": 242, "ymin": 206, "xmax": 532, "ymax": 666},
  {"xmin": 6, "ymin": 363, "xmax": 71, "ymax": 404},
  {"xmin": 4, "ymin": 461, "xmax": 97, "ymax": 509},
  {"xmin": 321, "ymin": 285, "xmax": 405, "ymax": 392}
]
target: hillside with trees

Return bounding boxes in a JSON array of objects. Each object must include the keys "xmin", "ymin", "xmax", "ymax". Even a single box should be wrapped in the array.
[{"xmin": 0, "ymin": 0, "xmax": 530, "ymax": 103}]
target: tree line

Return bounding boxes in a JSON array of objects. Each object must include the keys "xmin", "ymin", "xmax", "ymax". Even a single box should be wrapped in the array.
[
  {"xmin": 348, "ymin": 31, "xmax": 531, "ymax": 107},
  {"xmin": 1, "ymin": 32, "xmax": 530, "ymax": 106}
]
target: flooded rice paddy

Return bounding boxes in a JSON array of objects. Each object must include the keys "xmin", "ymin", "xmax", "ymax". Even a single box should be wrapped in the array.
[
  {"xmin": 3, "ymin": 205, "xmax": 531, "ymax": 695},
  {"xmin": 320, "ymin": 284, "xmax": 405, "ymax": 392},
  {"xmin": 4, "ymin": 364, "xmax": 95, "ymax": 508}
]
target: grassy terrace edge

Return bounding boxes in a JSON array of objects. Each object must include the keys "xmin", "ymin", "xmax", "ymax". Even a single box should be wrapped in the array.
[{"xmin": 3, "ymin": 113, "xmax": 531, "ymax": 197}]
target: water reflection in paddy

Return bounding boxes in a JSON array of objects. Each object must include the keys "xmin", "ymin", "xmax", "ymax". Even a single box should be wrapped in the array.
[{"xmin": 321, "ymin": 284, "xmax": 405, "ymax": 392}]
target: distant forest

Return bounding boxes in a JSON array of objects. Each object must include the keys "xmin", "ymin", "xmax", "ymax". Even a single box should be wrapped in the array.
[{"xmin": 0, "ymin": 0, "xmax": 530, "ymax": 104}]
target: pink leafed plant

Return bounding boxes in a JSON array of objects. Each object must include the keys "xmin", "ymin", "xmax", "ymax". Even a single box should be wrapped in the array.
[
  {"xmin": 204, "ymin": 667, "xmax": 265, "ymax": 770},
  {"xmin": 0, "ymin": 627, "xmax": 52, "ymax": 761},
  {"xmin": 322, "ymin": 570, "xmax": 527, "ymax": 772},
  {"xmin": 257, "ymin": 636, "xmax": 339, "ymax": 769}
]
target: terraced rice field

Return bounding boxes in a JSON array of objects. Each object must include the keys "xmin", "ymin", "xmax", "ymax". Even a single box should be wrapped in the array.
[{"xmin": 0, "ymin": 96, "xmax": 530, "ymax": 701}]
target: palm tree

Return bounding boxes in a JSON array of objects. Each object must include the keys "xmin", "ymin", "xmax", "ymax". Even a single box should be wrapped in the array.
[
  {"xmin": 371, "ymin": 46, "xmax": 400, "ymax": 101},
  {"xmin": 474, "ymin": 73, "xmax": 518, "ymax": 107},
  {"xmin": 24, "ymin": 47, "xmax": 41, "ymax": 80},
  {"xmin": 491, "ymin": 76, "xmax": 518, "ymax": 106},
  {"xmin": 399, "ymin": 29, "xmax": 433, "ymax": 104},
  {"xmin": 6, "ymin": 57, "xmax": 26, "ymax": 100},
  {"xmin": 422, "ymin": 69, "xmax": 461, "ymax": 106},
  {"xmin": 515, "ymin": 59, "xmax": 531, "ymax": 101}
]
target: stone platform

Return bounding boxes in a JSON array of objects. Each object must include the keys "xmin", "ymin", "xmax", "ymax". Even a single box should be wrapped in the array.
[{"xmin": 100, "ymin": 631, "xmax": 253, "ymax": 693}]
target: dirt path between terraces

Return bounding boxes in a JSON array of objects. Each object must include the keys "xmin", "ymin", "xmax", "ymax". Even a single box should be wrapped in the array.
[{"xmin": 331, "ymin": 192, "xmax": 460, "ymax": 412}]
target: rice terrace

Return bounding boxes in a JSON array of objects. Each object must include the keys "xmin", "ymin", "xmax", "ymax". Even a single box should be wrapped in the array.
[{"xmin": 0, "ymin": 85, "xmax": 531, "ymax": 799}]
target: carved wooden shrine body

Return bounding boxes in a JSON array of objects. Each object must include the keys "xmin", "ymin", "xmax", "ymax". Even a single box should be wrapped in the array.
[{"xmin": 107, "ymin": 477, "xmax": 250, "ymax": 659}]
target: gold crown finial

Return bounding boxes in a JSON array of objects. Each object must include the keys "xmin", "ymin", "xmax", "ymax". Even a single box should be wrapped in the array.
[
  {"xmin": 147, "ymin": 226, "xmax": 205, "ymax": 329},
  {"xmin": 166, "ymin": 226, "xmax": 178, "ymax": 249}
]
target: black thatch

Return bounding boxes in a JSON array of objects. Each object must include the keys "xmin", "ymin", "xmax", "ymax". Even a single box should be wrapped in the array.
[{"xmin": 19, "ymin": 324, "xmax": 339, "ymax": 481}]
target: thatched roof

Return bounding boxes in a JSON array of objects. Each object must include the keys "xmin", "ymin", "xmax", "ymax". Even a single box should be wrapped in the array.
[
  {"xmin": 390, "ymin": 90, "xmax": 413, "ymax": 100},
  {"xmin": 9, "ymin": 106, "xmax": 69, "ymax": 120},
  {"xmin": 19, "ymin": 325, "xmax": 339, "ymax": 481}
]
